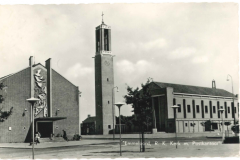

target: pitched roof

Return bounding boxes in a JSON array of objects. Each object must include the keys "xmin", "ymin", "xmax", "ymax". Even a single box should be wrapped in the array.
[
  {"xmin": 152, "ymin": 82, "xmax": 234, "ymax": 97},
  {"xmin": 0, "ymin": 67, "xmax": 29, "ymax": 81},
  {"xmin": 82, "ymin": 116, "xmax": 96, "ymax": 123}
]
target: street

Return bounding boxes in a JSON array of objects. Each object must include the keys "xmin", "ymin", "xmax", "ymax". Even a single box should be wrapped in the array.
[{"xmin": 0, "ymin": 137, "xmax": 239, "ymax": 159}]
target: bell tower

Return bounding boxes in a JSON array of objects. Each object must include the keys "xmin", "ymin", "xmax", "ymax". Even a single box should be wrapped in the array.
[{"xmin": 94, "ymin": 14, "xmax": 115, "ymax": 135}]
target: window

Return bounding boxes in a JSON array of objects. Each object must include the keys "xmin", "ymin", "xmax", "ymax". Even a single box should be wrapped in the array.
[
  {"xmin": 228, "ymin": 107, "xmax": 230, "ymax": 113},
  {"xmin": 217, "ymin": 102, "xmax": 220, "ymax": 118},
  {"xmin": 108, "ymin": 125, "xmax": 111, "ymax": 129},
  {"xmin": 192, "ymin": 100, "xmax": 196, "ymax": 118},
  {"xmin": 209, "ymin": 101, "xmax": 213, "ymax": 118},
  {"xmin": 196, "ymin": 105, "xmax": 200, "ymax": 113},
  {"xmin": 225, "ymin": 105, "xmax": 228, "ymax": 118},
  {"xmin": 185, "ymin": 123, "xmax": 188, "ymax": 126},
  {"xmin": 213, "ymin": 106, "xmax": 216, "ymax": 113},
  {"xmin": 183, "ymin": 99, "xmax": 186, "ymax": 118},
  {"xmin": 173, "ymin": 98, "xmax": 176, "ymax": 105},
  {"xmin": 177, "ymin": 104, "xmax": 181, "ymax": 112},
  {"xmin": 201, "ymin": 100, "xmax": 204, "ymax": 118},
  {"xmin": 187, "ymin": 105, "xmax": 191, "ymax": 113},
  {"xmin": 235, "ymin": 107, "xmax": 236, "ymax": 113},
  {"xmin": 108, "ymin": 101, "xmax": 110, "ymax": 104},
  {"xmin": 205, "ymin": 106, "xmax": 208, "ymax": 113},
  {"xmin": 107, "ymin": 78, "xmax": 109, "ymax": 81}
]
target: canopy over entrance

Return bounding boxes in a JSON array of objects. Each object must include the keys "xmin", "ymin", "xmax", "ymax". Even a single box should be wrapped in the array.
[{"xmin": 35, "ymin": 117, "xmax": 67, "ymax": 121}]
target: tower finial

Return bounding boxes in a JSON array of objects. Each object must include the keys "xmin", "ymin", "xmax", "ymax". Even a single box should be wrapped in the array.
[{"xmin": 102, "ymin": 12, "xmax": 104, "ymax": 24}]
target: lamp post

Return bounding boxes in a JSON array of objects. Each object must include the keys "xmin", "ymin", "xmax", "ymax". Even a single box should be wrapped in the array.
[
  {"xmin": 227, "ymin": 74, "xmax": 236, "ymax": 136},
  {"xmin": 171, "ymin": 105, "xmax": 179, "ymax": 149},
  {"xmin": 112, "ymin": 86, "xmax": 119, "ymax": 140},
  {"xmin": 26, "ymin": 97, "xmax": 40, "ymax": 160},
  {"xmin": 219, "ymin": 108, "xmax": 225, "ymax": 142},
  {"xmin": 114, "ymin": 102, "xmax": 125, "ymax": 156}
]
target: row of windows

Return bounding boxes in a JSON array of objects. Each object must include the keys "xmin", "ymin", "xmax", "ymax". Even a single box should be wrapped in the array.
[
  {"xmin": 173, "ymin": 99, "xmax": 239, "ymax": 119},
  {"xmin": 179, "ymin": 105, "xmax": 236, "ymax": 114}
]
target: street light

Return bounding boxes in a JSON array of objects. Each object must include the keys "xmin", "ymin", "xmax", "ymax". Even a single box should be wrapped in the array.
[
  {"xmin": 26, "ymin": 97, "xmax": 40, "ymax": 160},
  {"xmin": 218, "ymin": 108, "xmax": 225, "ymax": 143},
  {"xmin": 114, "ymin": 102, "xmax": 125, "ymax": 156},
  {"xmin": 227, "ymin": 74, "xmax": 236, "ymax": 136},
  {"xmin": 112, "ymin": 86, "xmax": 119, "ymax": 140},
  {"xmin": 171, "ymin": 105, "xmax": 179, "ymax": 149}
]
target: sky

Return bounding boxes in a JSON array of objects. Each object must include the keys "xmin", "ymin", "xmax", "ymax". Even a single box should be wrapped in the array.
[{"xmin": 0, "ymin": 3, "xmax": 239, "ymax": 122}]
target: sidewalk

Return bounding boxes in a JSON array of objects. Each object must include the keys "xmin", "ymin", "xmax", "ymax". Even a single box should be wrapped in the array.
[
  {"xmin": 0, "ymin": 139, "xmax": 118, "ymax": 149},
  {"xmin": 82, "ymin": 132, "xmax": 232, "ymax": 139}
]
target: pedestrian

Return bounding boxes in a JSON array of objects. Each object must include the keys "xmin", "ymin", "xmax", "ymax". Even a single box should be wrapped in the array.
[
  {"xmin": 62, "ymin": 130, "xmax": 68, "ymax": 142},
  {"xmin": 35, "ymin": 132, "xmax": 41, "ymax": 144}
]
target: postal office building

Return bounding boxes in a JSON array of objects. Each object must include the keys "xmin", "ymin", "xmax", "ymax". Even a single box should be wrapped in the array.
[{"xmin": 150, "ymin": 81, "xmax": 239, "ymax": 133}]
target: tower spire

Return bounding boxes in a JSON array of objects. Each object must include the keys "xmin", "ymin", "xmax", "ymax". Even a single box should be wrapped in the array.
[{"xmin": 102, "ymin": 12, "xmax": 104, "ymax": 24}]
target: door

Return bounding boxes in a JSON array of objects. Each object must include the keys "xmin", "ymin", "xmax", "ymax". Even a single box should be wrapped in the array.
[{"xmin": 37, "ymin": 122, "xmax": 53, "ymax": 138}]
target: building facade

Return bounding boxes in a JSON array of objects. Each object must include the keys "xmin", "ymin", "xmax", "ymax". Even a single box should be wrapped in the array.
[
  {"xmin": 150, "ymin": 81, "xmax": 239, "ymax": 133},
  {"xmin": 0, "ymin": 57, "xmax": 81, "ymax": 143},
  {"xmin": 81, "ymin": 115, "xmax": 96, "ymax": 135},
  {"xmin": 94, "ymin": 20, "xmax": 115, "ymax": 135}
]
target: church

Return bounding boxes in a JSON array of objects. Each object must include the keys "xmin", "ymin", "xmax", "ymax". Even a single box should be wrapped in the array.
[{"xmin": 0, "ymin": 57, "xmax": 81, "ymax": 143}]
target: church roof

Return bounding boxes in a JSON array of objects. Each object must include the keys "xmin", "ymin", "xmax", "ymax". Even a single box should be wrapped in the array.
[{"xmin": 152, "ymin": 81, "xmax": 234, "ymax": 97}]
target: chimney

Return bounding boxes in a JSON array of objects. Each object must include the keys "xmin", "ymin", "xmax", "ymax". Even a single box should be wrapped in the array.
[
  {"xmin": 88, "ymin": 114, "xmax": 91, "ymax": 118},
  {"xmin": 29, "ymin": 56, "xmax": 33, "ymax": 67},
  {"xmin": 212, "ymin": 80, "xmax": 216, "ymax": 89},
  {"xmin": 45, "ymin": 58, "xmax": 52, "ymax": 117}
]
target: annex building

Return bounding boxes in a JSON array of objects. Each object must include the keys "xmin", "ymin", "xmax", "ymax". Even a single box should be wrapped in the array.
[
  {"xmin": 0, "ymin": 57, "xmax": 81, "ymax": 143},
  {"xmin": 150, "ymin": 81, "xmax": 239, "ymax": 133}
]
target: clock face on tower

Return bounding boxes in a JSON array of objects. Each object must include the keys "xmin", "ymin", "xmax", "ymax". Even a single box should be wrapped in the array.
[{"xmin": 104, "ymin": 60, "xmax": 110, "ymax": 66}]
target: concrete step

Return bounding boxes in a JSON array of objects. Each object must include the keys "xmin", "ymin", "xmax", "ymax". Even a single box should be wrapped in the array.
[{"xmin": 39, "ymin": 137, "xmax": 66, "ymax": 143}]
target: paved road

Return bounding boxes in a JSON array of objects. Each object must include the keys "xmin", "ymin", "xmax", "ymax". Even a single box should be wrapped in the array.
[{"xmin": 0, "ymin": 137, "xmax": 238, "ymax": 159}]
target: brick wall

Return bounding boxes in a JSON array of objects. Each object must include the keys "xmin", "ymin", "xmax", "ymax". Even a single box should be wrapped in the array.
[
  {"xmin": 0, "ymin": 68, "xmax": 31, "ymax": 143},
  {"xmin": 51, "ymin": 69, "xmax": 79, "ymax": 139}
]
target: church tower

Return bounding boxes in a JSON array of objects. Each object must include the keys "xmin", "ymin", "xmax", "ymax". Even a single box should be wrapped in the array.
[{"xmin": 94, "ymin": 15, "xmax": 115, "ymax": 135}]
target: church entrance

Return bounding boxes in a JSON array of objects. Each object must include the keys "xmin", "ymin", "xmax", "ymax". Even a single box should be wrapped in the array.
[{"xmin": 37, "ymin": 122, "xmax": 53, "ymax": 138}]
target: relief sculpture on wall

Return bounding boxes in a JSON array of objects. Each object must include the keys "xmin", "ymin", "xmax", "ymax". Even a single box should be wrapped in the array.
[{"xmin": 34, "ymin": 69, "xmax": 48, "ymax": 117}]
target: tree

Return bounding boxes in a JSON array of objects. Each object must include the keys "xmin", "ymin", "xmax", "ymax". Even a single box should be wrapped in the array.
[
  {"xmin": 0, "ymin": 82, "xmax": 13, "ymax": 122},
  {"xmin": 124, "ymin": 78, "xmax": 153, "ymax": 152}
]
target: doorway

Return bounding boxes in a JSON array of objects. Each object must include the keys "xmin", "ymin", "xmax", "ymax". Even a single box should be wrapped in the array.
[{"xmin": 37, "ymin": 122, "xmax": 53, "ymax": 138}]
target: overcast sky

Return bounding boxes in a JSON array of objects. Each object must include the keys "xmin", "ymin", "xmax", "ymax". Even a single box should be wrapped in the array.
[{"xmin": 0, "ymin": 3, "xmax": 238, "ymax": 122}]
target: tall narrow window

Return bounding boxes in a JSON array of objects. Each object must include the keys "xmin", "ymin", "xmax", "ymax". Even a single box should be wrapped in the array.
[
  {"xmin": 192, "ymin": 100, "xmax": 196, "ymax": 118},
  {"xmin": 231, "ymin": 102, "xmax": 234, "ymax": 118},
  {"xmin": 238, "ymin": 103, "xmax": 239, "ymax": 118},
  {"xmin": 209, "ymin": 101, "xmax": 213, "ymax": 118},
  {"xmin": 107, "ymin": 78, "xmax": 109, "ymax": 81},
  {"xmin": 173, "ymin": 98, "xmax": 176, "ymax": 105},
  {"xmin": 213, "ymin": 106, "xmax": 216, "ymax": 113},
  {"xmin": 228, "ymin": 107, "xmax": 230, "ymax": 113},
  {"xmin": 201, "ymin": 100, "xmax": 204, "ymax": 118},
  {"xmin": 217, "ymin": 101, "xmax": 220, "ymax": 118},
  {"xmin": 224, "ymin": 102, "xmax": 227, "ymax": 118},
  {"xmin": 183, "ymin": 99, "xmax": 186, "ymax": 118},
  {"xmin": 104, "ymin": 29, "xmax": 109, "ymax": 51}
]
